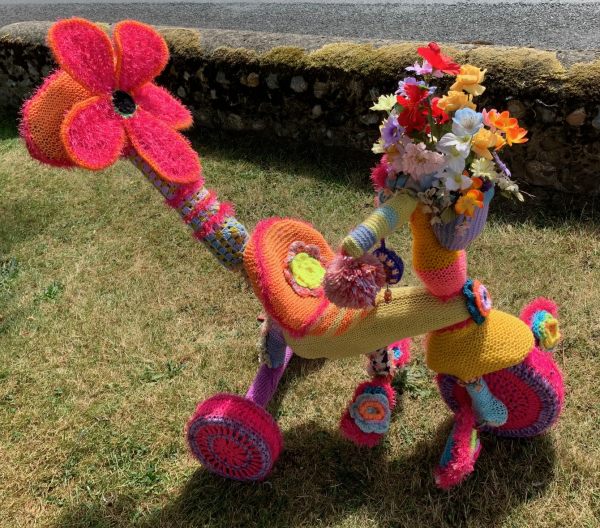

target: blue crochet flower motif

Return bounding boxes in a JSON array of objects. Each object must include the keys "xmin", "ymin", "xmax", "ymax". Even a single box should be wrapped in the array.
[
  {"xmin": 462, "ymin": 278, "xmax": 492, "ymax": 325},
  {"xmin": 349, "ymin": 390, "xmax": 391, "ymax": 434}
]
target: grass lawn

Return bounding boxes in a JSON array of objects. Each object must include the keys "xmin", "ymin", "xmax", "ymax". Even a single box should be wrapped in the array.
[{"xmin": 1, "ymin": 120, "xmax": 599, "ymax": 528}]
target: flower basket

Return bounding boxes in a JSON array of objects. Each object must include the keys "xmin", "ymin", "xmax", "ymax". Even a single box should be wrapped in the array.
[
  {"xmin": 432, "ymin": 187, "xmax": 494, "ymax": 250},
  {"xmin": 369, "ymin": 42, "xmax": 527, "ymax": 244}
]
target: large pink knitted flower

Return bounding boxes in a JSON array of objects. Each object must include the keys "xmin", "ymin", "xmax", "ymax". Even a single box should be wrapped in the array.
[{"xmin": 21, "ymin": 18, "xmax": 200, "ymax": 183}]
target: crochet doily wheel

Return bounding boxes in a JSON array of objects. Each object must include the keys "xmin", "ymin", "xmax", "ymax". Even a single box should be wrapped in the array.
[
  {"xmin": 186, "ymin": 393, "xmax": 283, "ymax": 481},
  {"xmin": 437, "ymin": 354, "xmax": 563, "ymax": 438}
]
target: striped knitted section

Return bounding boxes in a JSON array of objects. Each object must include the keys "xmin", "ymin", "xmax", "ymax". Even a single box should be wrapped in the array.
[
  {"xmin": 342, "ymin": 193, "xmax": 417, "ymax": 257},
  {"xmin": 410, "ymin": 205, "xmax": 467, "ymax": 299},
  {"xmin": 129, "ymin": 152, "xmax": 248, "ymax": 271}
]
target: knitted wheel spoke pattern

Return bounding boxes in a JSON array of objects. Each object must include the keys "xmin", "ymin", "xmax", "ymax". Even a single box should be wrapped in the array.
[
  {"xmin": 187, "ymin": 394, "xmax": 283, "ymax": 481},
  {"xmin": 437, "ymin": 348, "xmax": 563, "ymax": 438}
]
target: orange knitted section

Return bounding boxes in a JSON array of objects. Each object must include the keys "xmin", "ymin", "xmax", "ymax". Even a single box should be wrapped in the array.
[
  {"xmin": 21, "ymin": 71, "xmax": 91, "ymax": 165},
  {"xmin": 244, "ymin": 217, "xmax": 337, "ymax": 337},
  {"xmin": 426, "ymin": 309, "xmax": 534, "ymax": 381},
  {"xmin": 411, "ymin": 206, "xmax": 463, "ymax": 272}
]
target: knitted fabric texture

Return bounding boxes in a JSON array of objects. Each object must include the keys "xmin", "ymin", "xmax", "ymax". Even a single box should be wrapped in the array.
[
  {"xmin": 437, "ymin": 345, "xmax": 564, "ymax": 438},
  {"xmin": 340, "ymin": 377, "xmax": 396, "ymax": 447},
  {"xmin": 21, "ymin": 18, "xmax": 200, "ymax": 184},
  {"xmin": 426, "ymin": 309, "xmax": 534, "ymax": 381},
  {"xmin": 186, "ymin": 393, "xmax": 282, "ymax": 481},
  {"xmin": 130, "ymin": 152, "xmax": 247, "ymax": 270},
  {"xmin": 323, "ymin": 253, "xmax": 386, "ymax": 308},
  {"xmin": 434, "ymin": 406, "xmax": 480, "ymax": 489},
  {"xmin": 20, "ymin": 71, "xmax": 90, "ymax": 167},
  {"xmin": 285, "ymin": 285, "xmax": 470, "ymax": 360},
  {"xmin": 246, "ymin": 346, "xmax": 293, "ymax": 408},
  {"xmin": 342, "ymin": 193, "xmax": 417, "ymax": 257},
  {"xmin": 431, "ymin": 187, "xmax": 494, "ymax": 250},
  {"xmin": 366, "ymin": 339, "xmax": 412, "ymax": 377},
  {"xmin": 520, "ymin": 297, "xmax": 561, "ymax": 350},
  {"xmin": 410, "ymin": 205, "xmax": 467, "ymax": 299},
  {"xmin": 244, "ymin": 217, "xmax": 336, "ymax": 337},
  {"xmin": 464, "ymin": 377, "xmax": 508, "ymax": 427}
]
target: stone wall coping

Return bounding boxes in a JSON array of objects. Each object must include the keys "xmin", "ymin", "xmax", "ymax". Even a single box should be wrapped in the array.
[{"xmin": 2, "ymin": 21, "xmax": 600, "ymax": 94}]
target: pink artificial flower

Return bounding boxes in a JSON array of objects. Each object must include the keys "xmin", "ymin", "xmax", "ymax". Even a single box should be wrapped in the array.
[
  {"xmin": 21, "ymin": 18, "xmax": 200, "ymax": 183},
  {"xmin": 401, "ymin": 142, "xmax": 446, "ymax": 179}
]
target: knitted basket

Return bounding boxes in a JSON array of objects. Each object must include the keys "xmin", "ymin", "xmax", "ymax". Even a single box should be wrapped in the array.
[{"xmin": 432, "ymin": 187, "xmax": 495, "ymax": 250}]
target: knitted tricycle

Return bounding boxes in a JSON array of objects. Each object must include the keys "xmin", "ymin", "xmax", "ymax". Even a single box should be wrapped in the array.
[{"xmin": 20, "ymin": 18, "xmax": 564, "ymax": 488}]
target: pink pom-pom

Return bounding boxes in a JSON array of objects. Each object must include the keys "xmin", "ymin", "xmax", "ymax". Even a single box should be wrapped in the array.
[
  {"xmin": 370, "ymin": 155, "xmax": 390, "ymax": 191},
  {"xmin": 324, "ymin": 253, "xmax": 386, "ymax": 308}
]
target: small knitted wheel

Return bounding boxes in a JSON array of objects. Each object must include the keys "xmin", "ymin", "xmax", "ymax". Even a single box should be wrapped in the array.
[{"xmin": 186, "ymin": 393, "xmax": 283, "ymax": 481}]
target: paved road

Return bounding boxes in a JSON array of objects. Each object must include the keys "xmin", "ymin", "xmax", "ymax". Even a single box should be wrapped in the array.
[{"xmin": 1, "ymin": 1, "xmax": 599, "ymax": 50}]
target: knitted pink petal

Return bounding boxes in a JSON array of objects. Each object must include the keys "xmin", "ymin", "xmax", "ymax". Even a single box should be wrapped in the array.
[
  {"xmin": 61, "ymin": 96, "xmax": 126, "ymax": 170},
  {"xmin": 114, "ymin": 21, "xmax": 169, "ymax": 92},
  {"xmin": 124, "ymin": 107, "xmax": 200, "ymax": 184},
  {"xmin": 133, "ymin": 83, "xmax": 192, "ymax": 130},
  {"xmin": 48, "ymin": 18, "xmax": 115, "ymax": 95}
]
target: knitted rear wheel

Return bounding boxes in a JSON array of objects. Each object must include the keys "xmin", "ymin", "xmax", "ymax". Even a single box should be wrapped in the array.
[
  {"xmin": 186, "ymin": 393, "xmax": 283, "ymax": 481},
  {"xmin": 437, "ymin": 352, "xmax": 563, "ymax": 438}
]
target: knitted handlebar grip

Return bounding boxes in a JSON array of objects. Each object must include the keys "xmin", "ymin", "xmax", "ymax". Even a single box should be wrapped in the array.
[
  {"xmin": 341, "ymin": 193, "xmax": 417, "ymax": 257},
  {"xmin": 129, "ymin": 152, "xmax": 249, "ymax": 271}
]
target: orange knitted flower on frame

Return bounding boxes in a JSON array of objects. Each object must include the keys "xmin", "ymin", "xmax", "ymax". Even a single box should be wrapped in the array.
[{"xmin": 21, "ymin": 18, "xmax": 200, "ymax": 184}]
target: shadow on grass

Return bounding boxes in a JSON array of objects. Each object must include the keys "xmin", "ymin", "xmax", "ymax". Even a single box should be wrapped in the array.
[{"xmin": 53, "ymin": 405, "xmax": 557, "ymax": 528}]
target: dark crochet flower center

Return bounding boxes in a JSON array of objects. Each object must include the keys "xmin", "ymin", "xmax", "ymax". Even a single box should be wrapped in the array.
[{"xmin": 112, "ymin": 90, "xmax": 137, "ymax": 117}]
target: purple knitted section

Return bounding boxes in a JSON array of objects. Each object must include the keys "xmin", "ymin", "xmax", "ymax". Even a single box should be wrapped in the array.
[
  {"xmin": 432, "ymin": 188, "xmax": 494, "ymax": 250},
  {"xmin": 246, "ymin": 346, "xmax": 293, "ymax": 407}
]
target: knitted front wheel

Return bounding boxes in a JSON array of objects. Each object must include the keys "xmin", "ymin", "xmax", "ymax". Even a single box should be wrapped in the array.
[{"xmin": 186, "ymin": 393, "xmax": 283, "ymax": 481}]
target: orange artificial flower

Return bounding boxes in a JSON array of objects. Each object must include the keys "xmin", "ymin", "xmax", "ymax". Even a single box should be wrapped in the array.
[
  {"xmin": 484, "ymin": 109, "xmax": 518, "ymax": 132},
  {"xmin": 455, "ymin": 189, "xmax": 485, "ymax": 217},
  {"xmin": 471, "ymin": 128, "xmax": 503, "ymax": 159},
  {"xmin": 505, "ymin": 126, "xmax": 529, "ymax": 146},
  {"xmin": 470, "ymin": 177, "xmax": 483, "ymax": 190}
]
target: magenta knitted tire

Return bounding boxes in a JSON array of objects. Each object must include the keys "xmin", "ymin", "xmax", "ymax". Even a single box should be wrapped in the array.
[{"xmin": 186, "ymin": 393, "xmax": 283, "ymax": 481}]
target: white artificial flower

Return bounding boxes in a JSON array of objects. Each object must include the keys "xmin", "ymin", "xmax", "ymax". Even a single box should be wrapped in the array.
[{"xmin": 437, "ymin": 133, "xmax": 472, "ymax": 158}]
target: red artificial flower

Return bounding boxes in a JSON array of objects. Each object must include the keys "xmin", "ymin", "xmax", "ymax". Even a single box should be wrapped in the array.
[
  {"xmin": 417, "ymin": 42, "xmax": 461, "ymax": 76},
  {"xmin": 429, "ymin": 97, "xmax": 450, "ymax": 124},
  {"xmin": 396, "ymin": 84, "xmax": 430, "ymax": 133}
]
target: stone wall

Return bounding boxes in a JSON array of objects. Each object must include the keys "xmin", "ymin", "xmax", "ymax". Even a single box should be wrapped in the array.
[{"xmin": 1, "ymin": 22, "xmax": 600, "ymax": 199}]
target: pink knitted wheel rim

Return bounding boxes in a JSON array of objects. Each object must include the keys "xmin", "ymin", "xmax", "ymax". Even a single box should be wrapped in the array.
[{"xmin": 186, "ymin": 393, "xmax": 282, "ymax": 481}]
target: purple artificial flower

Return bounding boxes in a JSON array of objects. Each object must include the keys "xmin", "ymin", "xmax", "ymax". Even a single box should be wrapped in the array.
[
  {"xmin": 406, "ymin": 60, "xmax": 433, "ymax": 76},
  {"xmin": 396, "ymin": 76, "xmax": 436, "ymax": 97},
  {"xmin": 381, "ymin": 115, "xmax": 404, "ymax": 148}
]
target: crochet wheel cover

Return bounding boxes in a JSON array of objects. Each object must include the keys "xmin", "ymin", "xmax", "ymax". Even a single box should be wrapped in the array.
[
  {"xmin": 186, "ymin": 393, "xmax": 283, "ymax": 481},
  {"xmin": 437, "ymin": 349, "xmax": 564, "ymax": 438}
]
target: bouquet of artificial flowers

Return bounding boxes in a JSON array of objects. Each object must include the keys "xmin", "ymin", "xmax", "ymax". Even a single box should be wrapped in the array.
[{"xmin": 370, "ymin": 42, "xmax": 526, "ymax": 248}]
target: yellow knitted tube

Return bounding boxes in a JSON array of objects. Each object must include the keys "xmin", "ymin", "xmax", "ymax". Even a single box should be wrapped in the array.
[
  {"xmin": 342, "ymin": 193, "xmax": 417, "ymax": 257},
  {"xmin": 285, "ymin": 285, "xmax": 470, "ymax": 360}
]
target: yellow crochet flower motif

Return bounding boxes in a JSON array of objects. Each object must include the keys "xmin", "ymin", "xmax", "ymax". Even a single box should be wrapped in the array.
[
  {"xmin": 436, "ymin": 91, "xmax": 476, "ymax": 113},
  {"xmin": 450, "ymin": 64, "xmax": 487, "ymax": 96},
  {"xmin": 289, "ymin": 252, "xmax": 326, "ymax": 289}
]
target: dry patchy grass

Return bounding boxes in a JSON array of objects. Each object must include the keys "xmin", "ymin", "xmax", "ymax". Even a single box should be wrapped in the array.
[{"xmin": 0, "ymin": 125, "xmax": 599, "ymax": 528}]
